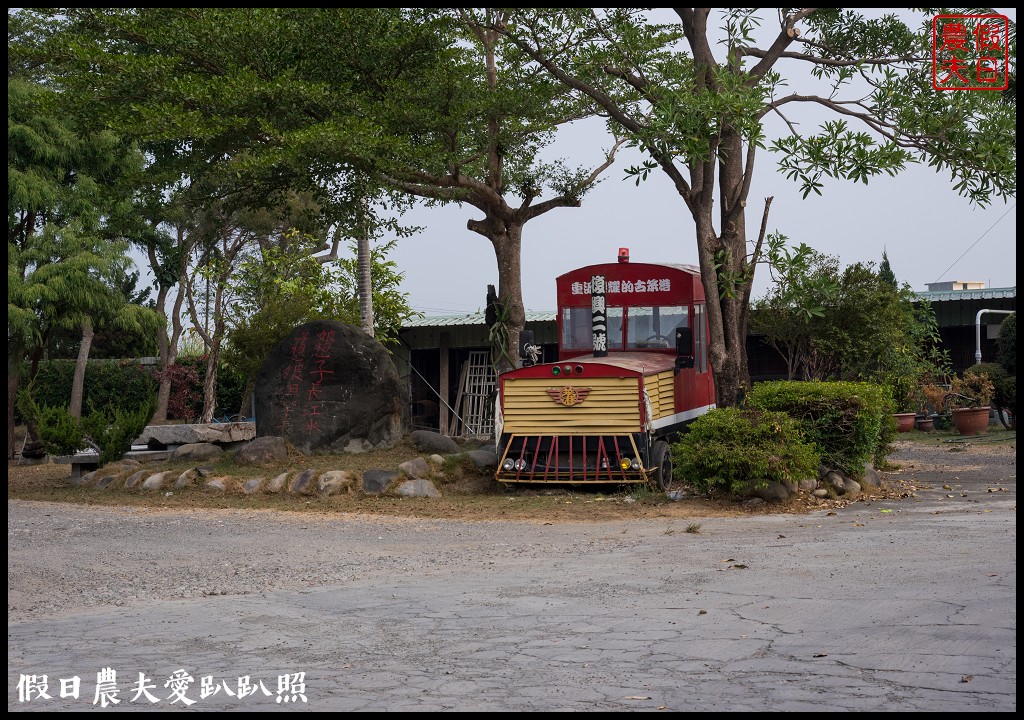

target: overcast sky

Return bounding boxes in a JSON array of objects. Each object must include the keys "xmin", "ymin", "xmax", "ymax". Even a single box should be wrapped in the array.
[{"xmin": 386, "ymin": 8, "xmax": 1017, "ymax": 316}]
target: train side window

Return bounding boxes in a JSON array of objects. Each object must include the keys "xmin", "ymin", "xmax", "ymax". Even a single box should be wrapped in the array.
[
  {"xmin": 561, "ymin": 307, "xmax": 591, "ymax": 349},
  {"xmin": 606, "ymin": 307, "xmax": 623, "ymax": 349},
  {"xmin": 562, "ymin": 306, "xmax": 625, "ymax": 349},
  {"xmin": 628, "ymin": 306, "xmax": 687, "ymax": 349}
]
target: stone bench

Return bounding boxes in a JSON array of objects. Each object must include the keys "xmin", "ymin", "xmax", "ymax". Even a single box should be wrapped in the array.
[
  {"xmin": 132, "ymin": 422, "xmax": 256, "ymax": 450},
  {"xmin": 53, "ymin": 450, "xmax": 172, "ymax": 483}
]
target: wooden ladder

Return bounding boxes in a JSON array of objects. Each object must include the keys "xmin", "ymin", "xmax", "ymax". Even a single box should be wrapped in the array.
[{"xmin": 457, "ymin": 351, "xmax": 496, "ymax": 437}]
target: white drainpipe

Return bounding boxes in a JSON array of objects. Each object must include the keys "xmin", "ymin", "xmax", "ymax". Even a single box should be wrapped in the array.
[{"xmin": 975, "ymin": 309, "xmax": 1014, "ymax": 364}]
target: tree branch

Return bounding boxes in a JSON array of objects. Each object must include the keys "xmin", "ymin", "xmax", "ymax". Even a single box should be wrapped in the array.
[
  {"xmin": 740, "ymin": 46, "xmax": 920, "ymax": 69},
  {"xmin": 519, "ymin": 137, "xmax": 624, "ymax": 219},
  {"xmin": 380, "ymin": 174, "xmax": 479, "ymax": 208},
  {"xmin": 493, "ymin": 17, "xmax": 695, "ymax": 205},
  {"xmin": 763, "ymin": 93, "xmax": 939, "ymax": 150},
  {"xmin": 749, "ymin": 196, "xmax": 774, "ymax": 270},
  {"xmin": 744, "ymin": 8, "xmax": 818, "ymax": 84}
]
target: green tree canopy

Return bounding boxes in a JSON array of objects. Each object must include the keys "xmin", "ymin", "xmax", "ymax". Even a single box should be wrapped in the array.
[
  {"xmin": 10, "ymin": 7, "xmax": 621, "ymax": 372},
  {"xmin": 8, "ymin": 73, "xmax": 157, "ymax": 450},
  {"xmin": 496, "ymin": 8, "xmax": 1016, "ymax": 404}
]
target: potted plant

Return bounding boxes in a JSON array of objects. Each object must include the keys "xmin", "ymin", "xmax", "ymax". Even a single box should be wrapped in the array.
[
  {"xmin": 887, "ymin": 376, "xmax": 922, "ymax": 433},
  {"xmin": 917, "ymin": 383, "xmax": 949, "ymax": 432},
  {"xmin": 947, "ymin": 372, "xmax": 994, "ymax": 436}
]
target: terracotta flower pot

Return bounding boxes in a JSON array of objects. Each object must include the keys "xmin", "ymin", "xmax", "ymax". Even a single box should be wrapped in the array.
[
  {"xmin": 893, "ymin": 412, "xmax": 917, "ymax": 433},
  {"xmin": 915, "ymin": 417, "xmax": 934, "ymax": 432},
  {"xmin": 951, "ymin": 406, "xmax": 990, "ymax": 436}
]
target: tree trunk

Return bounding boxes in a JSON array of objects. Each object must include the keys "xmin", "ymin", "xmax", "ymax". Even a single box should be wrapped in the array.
[
  {"xmin": 715, "ymin": 130, "xmax": 753, "ymax": 407},
  {"xmin": 69, "ymin": 317, "xmax": 95, "ymax": 418},
  {"xmin": 153, "ymin": 285, "xmax": 171, "ymax": 422},
  {"xmin": 357, "ymin": 219, "xmax": 374, "ymax": 337},
  {"xmin": 153, "ymin": 286, "xmax": 184, "ymax": 422},
  {"xmin": 489, "ymin": 223, "xmax": 526, "ymax": 374},
  {"xmin": 200, "ymin": 344, "xmax": 219, "ymax": 424}
]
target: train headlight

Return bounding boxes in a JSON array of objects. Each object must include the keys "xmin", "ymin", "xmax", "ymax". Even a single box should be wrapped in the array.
[
  {"xmin": 552, "ymin": 366, "xmax": 561, "ymax": 375},
  {"xmin": 514, "ymin": 459, "xmax": 527, "ymax": 471},
  {"xmin": 619, "ymin": 458, "xmax": 632, "ymax": 470},
  {"xmin": 631, "ymin": 458, "xmax": 641, "ymax": 470},
  {"xmin": 502, "ymin": 459, "xmax": 515, "ymax": 471}
]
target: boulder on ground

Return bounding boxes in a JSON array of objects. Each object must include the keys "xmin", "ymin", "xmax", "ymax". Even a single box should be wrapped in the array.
[
  {"xmin": 235, "ymin": 436, "xmax": 288, "ymax": 466},
  {"xmin": 254, "ymin": 321, "xmax": 407, "ymax": 454},
  {"xmin": 398, "ymin": 457, "xmax": 431, "ymax": 480},
  {"xmin": 362, "ymin": 469, "xmax": 400, "ymax": 494},
  {"xmin": 396, "ymin": 479, "xmax": 441, "ymax": 498},
  {"xmin": 170, "ymin": 443, "xmax": 224, "ymax": 462},
  {"xmin": 410, "ymin": 430, "xmax": 460, "ymax": 454}
]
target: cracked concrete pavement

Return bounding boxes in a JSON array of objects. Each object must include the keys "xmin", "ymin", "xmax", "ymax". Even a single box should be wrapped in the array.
[{"xmin": 7, "ymin": 440, "xmax": 1016, "ymax": 711}]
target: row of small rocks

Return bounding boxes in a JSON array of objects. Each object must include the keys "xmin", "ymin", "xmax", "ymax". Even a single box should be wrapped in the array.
[
  {"xmin": 72, "ymin": 430, "xmax": 499, "ymax": 499},
  {"xmin": 741, "ymin": 462, "xmax": 884, "ymax": 506}
]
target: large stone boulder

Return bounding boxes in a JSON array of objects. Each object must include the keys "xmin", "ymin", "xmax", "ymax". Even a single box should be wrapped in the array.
[
  {"xmin": 410, "ymin": 430, "xmax": 460, "ymax": 454},
  {"xmin": 170, "ymin": 443, "xmax": 225, "ymax": 463},
  {"xmin": 234, "ymin": 436, "xmax": 288, "ymax": 466},
  {"xmin": 254, "ymin": 321, "xmax": 408, "ymax": 454}
]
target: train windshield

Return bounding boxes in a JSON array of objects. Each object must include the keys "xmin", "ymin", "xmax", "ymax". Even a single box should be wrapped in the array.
[
  {"xmin": 561, "ymin": 305, "xmax": 688, "ymax": 351},
  {"xmin": 626, "ymin": 306, "xmax": 688, "ymax": 349}
]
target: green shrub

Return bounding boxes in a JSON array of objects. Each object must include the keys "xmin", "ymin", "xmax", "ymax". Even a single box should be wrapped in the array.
[
  {"xmin": 17, "ymin": 377, "xmax": 156, "ymax": 462},
  {"xmin": 671, "ymin": 408, "xmax": 820, "ymax": 496},
  {"xmin": 38, "ymin": 406, "xmax": 87, "ymax": 456},
  {"xmin": 15, "ymin": 387, "xmax": 85, "ymax": 456},
  {"xmin": 747, "ymin": 380, "xmax": 892, "ymax": 478},
  {"xmin": 81, "ymin": 398, "xmax": 156, "ymax": 465},
  {"xmin": 964, "ymin": 363, "xmax": 1014, "ymax": 413}
]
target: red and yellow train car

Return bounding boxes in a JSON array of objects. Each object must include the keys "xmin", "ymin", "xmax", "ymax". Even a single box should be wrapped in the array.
[{"xmin": 495, "ymin": 249, "xmax": 715, "ymax": 489}]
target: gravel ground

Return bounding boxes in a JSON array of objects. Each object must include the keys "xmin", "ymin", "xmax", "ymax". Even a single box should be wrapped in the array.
[
  {"xmin": 7, "ymin": 437, "xmax": 1015, "ymax": 623},
  {"xmin": 7, "ymin": 436, "xmax": 1016, "ymax": 712}
]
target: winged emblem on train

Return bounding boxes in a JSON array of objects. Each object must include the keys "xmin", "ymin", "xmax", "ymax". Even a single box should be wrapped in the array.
[{"xmin": 546, "ymin": 386, "xmax": 592, "ymax": 407}]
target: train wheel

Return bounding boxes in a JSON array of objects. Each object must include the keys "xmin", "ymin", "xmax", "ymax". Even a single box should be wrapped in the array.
[{"xmin": 651, "ymin": 440, "xmax": 674, "ymax": 492}]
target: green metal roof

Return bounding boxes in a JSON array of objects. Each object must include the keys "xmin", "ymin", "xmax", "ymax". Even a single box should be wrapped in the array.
[
  {"xmin": 915, "ymin": 287, "xmax": 1016, "ymax": 302},
  {"xmin": 401, "ymin": 287, "xmax": 1016, "ymax": 330},
  {"xmin": 403, "ymin": 310, "xmax": 557, "ymax": 328}
]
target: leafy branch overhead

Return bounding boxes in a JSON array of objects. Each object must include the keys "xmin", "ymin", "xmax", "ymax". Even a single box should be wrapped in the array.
[{"xmin": 493, "ymin": 8, "xmax": 1015, "ymax": 406}]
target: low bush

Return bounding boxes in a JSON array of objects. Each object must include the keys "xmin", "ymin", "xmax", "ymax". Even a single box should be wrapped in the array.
[
  {"xmin": 16, "ymin": 387, "xmax": 85, "ymax": 456},
  {"xmin": 671, "ymin": 407, "xmax": 820, "ymax": 496},
  {"xmin": 964, "ymin": 363, "xmax": 1014, "ymax": 416},
  {"xmin": 17, "ymin": 380, "xmax": 155, "ymax": 463},
  {"xmin": 81, "ymin": 398, "xmax": 156, "ymax": 465},
  {"xmin": 746, "ymin": 380, "xmax": 892, "ymax": 477}
]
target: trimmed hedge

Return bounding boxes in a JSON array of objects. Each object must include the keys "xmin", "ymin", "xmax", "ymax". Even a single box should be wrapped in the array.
[
  {"xmin": 746, "ymin": 380, "xmax": 893, "ymax": 478},
  {"xmin": 23, "ymin": 357, "xmax": 245, "ymax": 422},
  {"xmin": 28, "ymin": 360, "xmax": 158, "ymax": 417},
  {"xmin": 671, "ymin": 407, "xmax": 820, "ymax": 495}
]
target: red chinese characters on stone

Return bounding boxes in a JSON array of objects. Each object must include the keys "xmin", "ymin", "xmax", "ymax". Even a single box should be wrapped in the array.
[
  {"xmin": 280, "ymin": 329, "xmax": 311, "ymax": 435},
  {"xmin": 304, "ymin": 329, "xmax": 336, "ymax": 433}
]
